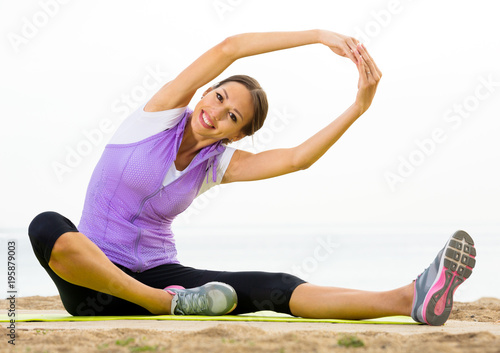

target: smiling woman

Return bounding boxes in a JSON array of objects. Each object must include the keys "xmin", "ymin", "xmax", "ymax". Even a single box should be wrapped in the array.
[
  {"xmin": 212, "ymin": 75, "xmax": 268, "ymax": 137},
  {"xmin": 27, "ymin": 29, "xmax": 475, "ymax": 326},
  {"xmin": 190, "ymin": 77, "xmax": 262, "ymax": 146}
]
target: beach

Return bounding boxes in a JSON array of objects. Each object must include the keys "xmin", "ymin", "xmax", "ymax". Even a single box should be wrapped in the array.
[
  {"xmin": 2, "ymin": 226, "xmax": 499, "ymax": 352},
  {"xmin": 1, "ymin": 296, "xmax": 499, "ymax": 353}
]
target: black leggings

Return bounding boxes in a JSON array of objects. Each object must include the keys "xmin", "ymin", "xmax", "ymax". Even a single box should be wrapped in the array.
[{"xmin": 28, "ymin": 212, "xmax": 306, "ymax": 316}]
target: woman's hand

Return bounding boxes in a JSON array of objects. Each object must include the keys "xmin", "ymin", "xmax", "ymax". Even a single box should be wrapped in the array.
[
  {"xmin": 352, "ymin": 43, "xmax": 382, "ymax": 114},
  {"xmin": 318, "ymin": 30, "xmax": 360, "ymax": 63}
]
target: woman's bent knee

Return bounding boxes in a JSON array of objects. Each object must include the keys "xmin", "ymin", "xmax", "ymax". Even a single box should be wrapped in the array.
[
  {"xmin": 28, "ymin": 211, "xmax": 79, "ymax": 267},
  {"xmin": 29, "ymin": 211, "xmax": 77, "ymax": 239}
]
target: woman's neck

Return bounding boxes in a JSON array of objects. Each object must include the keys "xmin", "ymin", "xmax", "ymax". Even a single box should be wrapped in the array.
[{"xmin": 175, "ymin": 116, "xmax": 219, "ymax": 169}]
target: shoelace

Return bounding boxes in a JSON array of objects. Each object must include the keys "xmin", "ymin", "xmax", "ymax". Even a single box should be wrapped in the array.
[{"xmin": 176, "ymin": 291, "xmax": 209, "ymax": 315}]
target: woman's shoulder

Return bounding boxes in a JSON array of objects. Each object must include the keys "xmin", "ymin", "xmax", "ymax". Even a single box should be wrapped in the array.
[{"xmin": 108, "ymin": 103, "xmax": 191, "ymax": 145}]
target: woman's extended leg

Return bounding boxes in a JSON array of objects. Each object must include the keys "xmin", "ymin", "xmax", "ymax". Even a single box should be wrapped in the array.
[
  {"xmin": 289, "ymin": 283, "xmax": 413, "ymax": 319},
  {"xmin": 290, "ymin": 230, "xmax": 476, "ymax": 325}
]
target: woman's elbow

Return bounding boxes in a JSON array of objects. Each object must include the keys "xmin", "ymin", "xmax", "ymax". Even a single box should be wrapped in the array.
[
  {"xmin": 288, "ymin": 148, "xmax": 312, "ymax": 172},
  {"xmin": 297, "ymin": 160, "xmax": 313, "ymax": 171},
  {"xmin": 291, "ymin": 154, "xmax": 313, "ymax": 171},
  {"xmin": 219, "ymin": 35, "xmax": 239, "ymax": 59}
]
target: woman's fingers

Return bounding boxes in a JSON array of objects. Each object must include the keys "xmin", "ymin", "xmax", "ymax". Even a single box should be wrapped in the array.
[
  {"xmin": 345, "ymin": 37, "xmax": 360, "ymax": 63},
  {"xmin": 362, "ymin": 44, "xmax": 382, "ymax": 77},
  {"xmin": 348, "ymin": 43, "xmax": 381, "ymax": 113},
  {"xmin": 357, "ymin": 45, "xmax": 375, "ymax": 77},
  {"xmin": 357, "ymin": 44, "xmax": 382, "ymax": 79},
  {"xmin": 344, "ymin": 40, "xmax": 360, "ymax": 63},
  {"xmin": 344, "ymin": 45, "xmax": 357, "ymax": 63},
  {"xmin": 324, "ymin": 31, "xmax": 360, "ymax": 64},
  {"xmin": 352, "ymin": 45, "xmax": 368, "ymax": 86},
  {"xmin": 322, "ymin": 31, "xmax": 381, "ymax": 84}
]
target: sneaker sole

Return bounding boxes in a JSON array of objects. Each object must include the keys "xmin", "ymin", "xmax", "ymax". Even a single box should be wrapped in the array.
[{"xmin": 422, "ymin": 230, "xmax": 476, "ymax": 326}]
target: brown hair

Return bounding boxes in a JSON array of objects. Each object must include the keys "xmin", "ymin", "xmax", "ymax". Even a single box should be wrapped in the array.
[{"xmin": 213, "ymin": 75, "xmax": 268, "ymax": 142}]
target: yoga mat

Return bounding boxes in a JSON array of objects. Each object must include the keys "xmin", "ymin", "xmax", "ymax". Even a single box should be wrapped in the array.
[{"xmin": 0, "ymin": 311, "xmax": 420, "ymax": 325}]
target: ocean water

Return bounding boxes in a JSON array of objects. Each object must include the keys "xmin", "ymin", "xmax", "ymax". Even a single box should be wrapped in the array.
[{"xmin": 1, "ymin": 224, "xmax": 498, "ymax": 302}]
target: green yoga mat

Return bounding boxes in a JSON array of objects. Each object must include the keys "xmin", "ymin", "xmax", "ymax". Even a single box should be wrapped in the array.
[{"xmin": 0, "ymin": 311, "xmax": 420, "ymax": 325}]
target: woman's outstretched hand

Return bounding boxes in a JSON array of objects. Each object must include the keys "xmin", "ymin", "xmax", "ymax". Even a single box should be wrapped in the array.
[
  {"xmin": 351, "ymin": 43, "xmax": 382, "ymax": 114},
  {"xmin": 319, "ymin": 30, "xmax": 360, "ymax": 63}
]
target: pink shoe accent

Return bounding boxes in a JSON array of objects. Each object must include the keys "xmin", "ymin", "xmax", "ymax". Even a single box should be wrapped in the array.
[
  {"xmin": 164, "ymin": 285, "xmax": 185, "ymax": 295},
  {"xmin": 421, "ymin": 269, "xmax": 447, "ymax": 324},
  {"xmin": 434, "ymin": 280, "xmax": 451, "ymax": 316}
]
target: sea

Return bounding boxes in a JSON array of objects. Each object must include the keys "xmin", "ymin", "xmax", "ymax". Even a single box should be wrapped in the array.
[{"xmin": 1, "ymin": 224, "xmax": 498, "ymax": 302}]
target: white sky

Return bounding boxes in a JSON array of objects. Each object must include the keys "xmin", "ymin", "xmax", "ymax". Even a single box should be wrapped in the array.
[{"xmin": 1, "ymin": 0, "xmax": 499, "ymax": 234}]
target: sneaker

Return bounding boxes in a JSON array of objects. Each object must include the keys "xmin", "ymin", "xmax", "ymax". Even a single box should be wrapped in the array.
[
  {"xmin": 411, "ymin": 230, "xmax": 476, "ymax": 326},
  {"xmin": 165, "ymin": 282, "xmax": 238, "ymax": 316}
]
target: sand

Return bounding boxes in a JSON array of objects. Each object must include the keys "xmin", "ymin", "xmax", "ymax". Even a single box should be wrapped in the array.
[{"xmin": 1, "ymin": 296, "xmax": 500, "ymax": 353}]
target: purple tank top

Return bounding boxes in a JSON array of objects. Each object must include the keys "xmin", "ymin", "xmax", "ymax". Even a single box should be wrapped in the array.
[{"xmin": 78, "ymin": 108, "xmax": 225, "ymax": 272}]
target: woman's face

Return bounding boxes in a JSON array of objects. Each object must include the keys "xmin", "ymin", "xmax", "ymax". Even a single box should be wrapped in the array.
[{"xmin": 192, "ymin": 81, "xmax": 254, "ymax": 143}]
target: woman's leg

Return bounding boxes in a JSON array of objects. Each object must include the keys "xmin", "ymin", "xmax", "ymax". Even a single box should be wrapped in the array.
[
  {"xmin": 37, "ymin": 261, "xmax": 153, "ymax": 316},
  {"xmin": 197, "ymin": 268, "xmax": 413, "ymax": 318},
  {"xmin": 154, "ymin": 267, "xmax": 307, "ymax": 315},
  {"xmin": 49, "ymin": 231, "xmax": 172, "ymax": 315},
  {"xmin": 137, "ymin": 265, "xmax": 411, "ymax": 318},
  {"xmin": 28, "ymin": 212, "xmax": 172, "ymax": 315},
  {"xmin": 290, "ymin": 230, "xmax": 475, "ymax": 325},
  {"xmin": 289, "ymin": 283, "xmax": 413, "ymax": 319}
]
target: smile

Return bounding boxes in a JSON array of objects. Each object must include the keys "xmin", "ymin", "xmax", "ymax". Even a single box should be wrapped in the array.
[{"xmin": 200, "ymin": 110, "xmax": 215, "ymax": 129}]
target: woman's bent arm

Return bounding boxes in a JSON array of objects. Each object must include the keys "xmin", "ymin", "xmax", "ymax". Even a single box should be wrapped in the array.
[
  {"xmin": 222, "ymin": 102, "xmax": 363, "ymax": 183},
  {"xmin": 223, "ymin": 43, "xmax": 381, "ymax": 183},
  {"xmin": 145, "ymin": 30, "xmax": 359, "ymax": 112}
]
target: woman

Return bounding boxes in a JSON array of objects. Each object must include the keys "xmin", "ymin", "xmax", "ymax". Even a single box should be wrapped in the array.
[{"xmin": 28, "ymin": 30, "xmax": 475, "ymax": 326}]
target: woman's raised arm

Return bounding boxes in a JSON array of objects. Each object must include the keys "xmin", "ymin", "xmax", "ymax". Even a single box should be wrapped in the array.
[
  {"xmin": 222, "ymin": 43, "xmax": 382, "ymax": 184},
  {"xmin": 145, "ymin": 30, "xmax": 359, "ymax": 112}
]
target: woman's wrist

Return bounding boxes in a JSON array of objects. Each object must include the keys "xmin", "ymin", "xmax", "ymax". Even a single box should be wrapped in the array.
[
  {"xmin": 316, "ymin": 29, "xmax": 344, "ymax": 46},
  {"xmin": 351, "ymin": 101, "xmax": 368, "ymax": 117},
  {"xmin": 316, "ymin": 29, "xmax": 328, "ymax": 46},
  {"xmin": 303, "ymin": 29, "xmax": 325, "ymax": 46}
]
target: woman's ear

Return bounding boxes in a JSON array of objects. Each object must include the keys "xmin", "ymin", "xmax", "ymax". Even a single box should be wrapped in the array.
[{"xmin": 231, "ymin": 132, "xmax": 246, "ymax": 143}]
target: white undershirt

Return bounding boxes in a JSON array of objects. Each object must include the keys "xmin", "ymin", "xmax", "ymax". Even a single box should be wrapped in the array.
[{"xmin": 108, "ymin": 102, "xmax": 236, "ymax": 196}]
